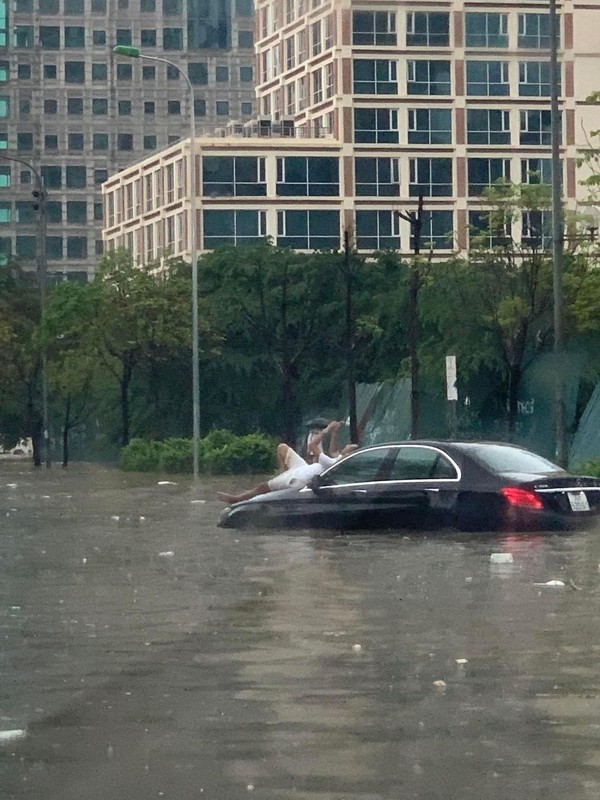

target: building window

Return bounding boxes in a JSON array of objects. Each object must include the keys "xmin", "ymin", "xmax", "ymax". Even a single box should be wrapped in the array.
[
  {"xmin": 216, "ymin": 100, "xmax": 229, "ymax": 115},
  {"xmin": 118, "ymin": 100, "xmax": 132, "ymax": 115},
  {"xmin": 277, "ymin": 209, "xmax": 340, "ymax": 249},
  {"xmin": 202, "ymin": 156, "xmax": 267, "ymax": 197},
  {"xmin": 163, "ymin": 28, "xmax": 183, "ymax": 50},
  {"xmin": 236, "ymin": 0, "xmax": 253, "ymax": 16},
  {"xmin": 194, "ymin": 98, "xmax": 206, "ymax": 116},
  {"xmin": 143, "ymin": 65, "xmax": 156, "ymax": 80},
  {"xmin": 419, "ymin": 210, "xmax": 454, "ymax": 250},
  {"xmin": 66, "ymin": 237, "xmax": 87, "ymax": 259},
  {"xmin": 407, "ymin": 60, "xmax": 451, "ymax": 95},
  {"xmin": 44, "ymin": 99, "xmax": 58, "ymax": 114},
  {"xmin": 41, "ymin": 165, "xmax": 62, "ymax": 188},
  {"xmin": 0, "ymin": 166, "xmax": 10, "ymax": 187},
  {"xmin": 240, "ymin": 66, "xmax": 253, "ymax": 82},
  {"xmin": 16, "ymin": 201, "xmax": 35, "ymax": 222},
  {"xmin": 65, "ymin": 61, "xmax": 85, "ymax": 83},
  {"xmin": 39, "ymin": 26, "xmax": 60, "ymax": 49},
  {"xmin": 64, "ymin": 0, "xmax": 84, "ymax": 12},
  {"xmin": 0, "ymin": 96, "xmax": 8, "ymax": 117},
  {"xmin": 518, "ymin": 14, "xmax": 553, "ymax": 49},
  {"xmin": 276, "ymin": 157, "xmax": 339, "ymax": 196},
  {"xmin": 238, "ymin": 30, "xmax": 254, "ymax": 47},
  {"xmin": 91, "ymin": 0, "xmax": 106, "ymax": 11},
  {"xmin": 312, "ymin": 20, "xmax": 322, "ymax": 56},
  {"xmin": 18, "ymin": 64, "xmax": 31, "ymax": 80},
  {"xmin": 354, "ymin": 108, "xmax": 398, "ymax": 143},
  {"xmin": 188, "ymin": 62, "xmax": 208, "ymax": 84},
  {"xmin": 406, "ymin": 12, "xmax": 449, "ymax": 47},
  {"xmin": 313, "ymin": 70, "xmax": 323, "ymax": 103},
  {"xmin": 117, "ymin": 64, "xmax": 132, "ymax": 80},
  {"xmin": 43, "ymin": 64, "xmax": 57, "ymax": 79},
  {"xmin": 355, "ymin": 157, "xmax": 399, "ymax": 197},
  {"xmin": 216, "ymin": 65, "xmax": 229, "ymax": 82},
  {"xmin": 94, "ymin": 169, "xmax": 108, "ymax": 185},
  {"xmin": 467, "ymin": 158, "xmax": 510, "ymax": 195},
  {"xmin": 408, "ymin": 108, "xmax": 452, "ymax": 144},
  {"xmin": 168, "ymin": 100, "xmax": 181, "ymax": 115},
  {"xmin": 46, "ymin": 237, "xmax": 63, "ymax": 259},
  {"xmin": 68, "ymin": 133, "xmax": 84, "ymax": 150},
  {"xmin": 466, "ymin": 109, "xmax": 510, "ymax": 144},
  {"xmin": 356, "ymin": 210, "xmax": 399, "ymax": 251},
  {"xmin": 141, "ymin": 29, "xmax": 157, "ymax": 47},
  {"xmin": 520, "ymin": 109, "xmax": 553, "ymax": 145},
  {"xmin": 118, "ymin": 133, "xmax": 134, "ymax": 150},
  {"xmin": 241, "ymin": 102, "xmax": 252, "ymax": 115},
  {"xmin": 92, "ymin": 63, "xmax": 107, "ymax": 81},
  {"xmin": 16, "ymin": 236, "xmax": 36, "ymax": 259},
  {"xmin": 409, "ymin": 158, "xmax": 453, "ymax": 196},
  {"xmin": 116, "ymin": 29, "xmax": 132, "ymax": 46},
  {"xmin": 0, "ymin": 200, "xmax": 9, "ymax": 222},
  {"xmin": 64, "ymin": 26, "xmax": 84, "ymax": 47},
  {"xmin": 140, "ymin": 0, "xmax": 155, "ymax": 10},
  {"xmin": 521, "ymin": 158, "xmax": 552, "ymax": 184},
  {"xmin": 353, "ymin": 59, "xmax": 397, "ymax": 95},
  {"xmin": 466, "ymin": 61, "xmax": 509, "ymax": 96},
  {"xmin": 93, "ymin": 30, "xmax": 106, "ymax": 45},
  {"xmin": 144, "ymin": 101, "xmax": 155, "ymax": 115},
  {"xmin": 143, "ymin": 135, "xmax": 157, "ymax": 149},
  {"xmin": 14, "ymin": 26, "xmax": 34, "ymax": 48},
  {"xmin": 93, "ymin": 98, "xmax": 108, "ymax": 114},
  {"xmin": 522, "ymin": 210, "xmax": 551, "ymax": 248},
  {"xmin": 17, "ymin": 132, "xmax": 33, "ymax": 150},
  {"xmin": 352, "ymin": 11, "xmax": 396, "ymax": 46},
  {"xmin": 519, "ymin": 61, "xmax": 554, "ymax": 97},
  {"xmin": 66, "ymin": 165, "xmax": 86, "ymax": 188},
  {"xmin": 45, "ymin": 134, "xmax": 58, "ymax": 149},
  {"xmin": 93, "ymin": 133, "xmax": 109, "ymax": 150},
  {"xmin": 19, "ymin": 100, "xmax": 31, "ymax": 116},
  {"xmin": 67, "ymin": 97, "xmax": 83, "ymax": 115},
  {"xmin": 469, "ymin": 210, "xmax": 511, "ymax": 248},
  {"xmin": 66, "ymin": 201, "xmax": 86, "ymax": 223},
  {"xmin": 465, "ymin": 13, "xmax": 508, "ymax": 48},
  {"xmin": 164, "ymin": 0, "xmax": 182, "ymax": 13},
  {"xmin": 297, "ymin": 29, "xmax": 307, "ymax": 62},
  {"xmin": 40, "ymin": 0, "xmax": 59, "ymax": 11},
  {"xmin": 203, "ymin": 210, "xmax": 266, "ymax": 248}
]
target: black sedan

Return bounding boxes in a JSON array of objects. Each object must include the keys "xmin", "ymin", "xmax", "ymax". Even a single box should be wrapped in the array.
[{"xmin": 217, "ymin": 440, "xmax": 600, "ymax": 532}]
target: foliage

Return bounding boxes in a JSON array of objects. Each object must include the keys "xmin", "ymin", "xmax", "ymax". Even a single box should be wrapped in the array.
[
  {"xmin": 119, "ymin": 430, "xmax": 277, "ymax": 474},
  {"xmin": 572, "ymin": 459, "xmax": 600, "ymax": 478}
]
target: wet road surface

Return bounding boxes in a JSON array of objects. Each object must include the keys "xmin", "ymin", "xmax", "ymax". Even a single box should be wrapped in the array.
[{"xmin": 2, "ymin": 460, "xmax": 600, "ymax": 799}]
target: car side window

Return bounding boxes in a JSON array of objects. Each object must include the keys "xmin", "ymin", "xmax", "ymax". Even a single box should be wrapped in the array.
[
  {"xmin": 320, "ymin": 448, "xmax": 393, "ymax": 485},
  {"xmin": 388, "ymin": 447, "xmax": 457, "ymax": 480}
]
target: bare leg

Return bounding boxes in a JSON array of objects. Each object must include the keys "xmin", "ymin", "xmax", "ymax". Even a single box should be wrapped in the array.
[
  {"xmin": 276, "ymin": 443, "xmax": 292, "ymax": 472},
  {"xmin": 217, "ymin": 482, "xmax": 270, "ymax": 504}
]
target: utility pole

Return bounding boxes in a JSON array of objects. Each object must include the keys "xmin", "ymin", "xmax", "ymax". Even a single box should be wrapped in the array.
[
  {"xmin": 549, "ymin": 0, "xmax": 565, "ymax": 466},
  {"xmin": 343, "ymin": 230, "xmax": 358, "ymax": 444},
  {"xmin": 396, "ymin": 195, "xmax": 424, "ymax": 439}
]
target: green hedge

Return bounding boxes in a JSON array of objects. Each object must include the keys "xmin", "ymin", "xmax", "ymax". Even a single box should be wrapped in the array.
[
  {"xmin": 119, "ymin": 429, "xmax": 277, "ymax": 474},
  {"xmin": 573, "ymin": 459, "xmax": 600, "ymax": 478}
]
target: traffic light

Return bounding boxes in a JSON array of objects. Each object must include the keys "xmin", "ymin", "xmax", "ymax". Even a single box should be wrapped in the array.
[{"xmin": 32, "ymin": 187, "xmax": 45, "ymax": 212}]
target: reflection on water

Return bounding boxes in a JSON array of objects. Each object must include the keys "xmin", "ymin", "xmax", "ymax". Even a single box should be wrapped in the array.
[{"xmin": 1, "ymin": 461, "xmax": 600, "ymax": 799}]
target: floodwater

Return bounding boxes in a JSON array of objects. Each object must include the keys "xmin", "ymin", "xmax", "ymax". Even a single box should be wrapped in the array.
[{"xmin": 2, "ymin": 462, "xmax": 600, "ymax": 799}]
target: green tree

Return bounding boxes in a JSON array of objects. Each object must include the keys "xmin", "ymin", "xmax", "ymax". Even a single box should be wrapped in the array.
[{"xmin": 45, "ymin": 249, "xmax": 206, "ymax": 448}]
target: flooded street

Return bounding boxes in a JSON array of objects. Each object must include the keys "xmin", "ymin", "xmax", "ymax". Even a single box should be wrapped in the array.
[{"xmin": 2, "ymin": 461, "xmax": 600, "ymax": 799}]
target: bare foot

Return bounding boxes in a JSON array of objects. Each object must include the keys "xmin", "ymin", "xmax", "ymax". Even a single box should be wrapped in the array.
[{"xmin": 217, "ymin": 492, "xmax": 240, "ymax": 504}]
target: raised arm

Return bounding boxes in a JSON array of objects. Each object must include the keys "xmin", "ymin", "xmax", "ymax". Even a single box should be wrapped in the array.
[{"xmin": 308, "ymin": 420, "xmax": 343, "ymax": 460}]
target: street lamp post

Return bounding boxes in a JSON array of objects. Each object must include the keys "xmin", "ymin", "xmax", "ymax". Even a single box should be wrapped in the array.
[
  {"xmin": 113, "ymin": 45, "xmax": 201, "ymax": 480},
  {"xmin": 0, "ymin": 154, "xmax": 51, "ymax": 467}
]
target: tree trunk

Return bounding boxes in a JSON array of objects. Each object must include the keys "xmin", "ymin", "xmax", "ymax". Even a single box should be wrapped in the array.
[
  {"xmin": 120, "ymin": 360, "xmax": 133, "ymax": 447},
  {"xmin": 62, "ymin": 396, "xmax": 71, "ymax": 468},
  {"xmin": 507, "ymin": 363, "xmax": 522, "ymax": 438}
]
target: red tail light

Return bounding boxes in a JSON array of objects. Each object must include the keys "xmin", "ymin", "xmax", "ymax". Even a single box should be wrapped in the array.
[{"xmin": 500, "ymin": 487, "xmax": 543, "ymax": 509}]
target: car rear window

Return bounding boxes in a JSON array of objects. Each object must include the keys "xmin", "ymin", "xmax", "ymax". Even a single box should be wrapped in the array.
[{"xmin": 469, "ymin": 444, "xmax": 563, "ymax": 474}]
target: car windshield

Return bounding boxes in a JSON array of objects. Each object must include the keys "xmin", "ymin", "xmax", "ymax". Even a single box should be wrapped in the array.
[{"xmin": 469, "ymin": 444, "xmax": 563, "ymax": 474}]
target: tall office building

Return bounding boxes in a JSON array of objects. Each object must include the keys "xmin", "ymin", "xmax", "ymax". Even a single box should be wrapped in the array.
[
  {"xmin": 3, "ymin": 0, "xmax": 256, "ymax": 279},
  {"xmin": 103, "ymin": 0, "xmax": 600, "ymax": 258}
]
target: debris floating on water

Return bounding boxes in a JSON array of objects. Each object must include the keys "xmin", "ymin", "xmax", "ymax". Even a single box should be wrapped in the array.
[
  {"xmin": 0, "ymin": 729, "xmax": 26, "ymax": 743},
  {"xmin": 352, "ymin": 643, "xmax": 362, "ymax": 652},
  {"xmin": 433, "ymin": 680, "xmax": 447, "ymax": 689},
  {"xmin": 534, "ymin": 580, "xmax": 565, "ymax": 587},
  {"xmin": 158, "ymin": 551, "xmax": 174, "ymax": 558},
  {"xmin": 490, "ymin": 553, "xmax": 513, "ymax": 564},
  {"xmin": 455, "ymin": 658, "xmax": 468, "ymax": 665},
  {"xmin": 157, "ymin": 481, "xmax": 177, "ymax": 486}
]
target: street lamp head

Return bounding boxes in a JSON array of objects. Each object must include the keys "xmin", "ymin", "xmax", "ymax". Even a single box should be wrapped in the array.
[{"xmin": 113, "ymin": 45, "xmax": 140, "ymax": 58}]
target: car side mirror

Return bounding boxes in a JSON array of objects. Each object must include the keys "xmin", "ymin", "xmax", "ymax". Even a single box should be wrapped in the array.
[{"xmin": 308, "ymin": 474, "xmax": 323, "ymax": 493}]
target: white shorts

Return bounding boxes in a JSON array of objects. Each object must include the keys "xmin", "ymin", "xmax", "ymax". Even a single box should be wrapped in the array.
[{"xmin": 268, "ymin": 449, "xmax": 321, "ymax": 492}]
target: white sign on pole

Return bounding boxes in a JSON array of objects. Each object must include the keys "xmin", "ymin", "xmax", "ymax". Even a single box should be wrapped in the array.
[{"xmin": 446, "ymin": 355, "xmax": 458, "ymax": 401}]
